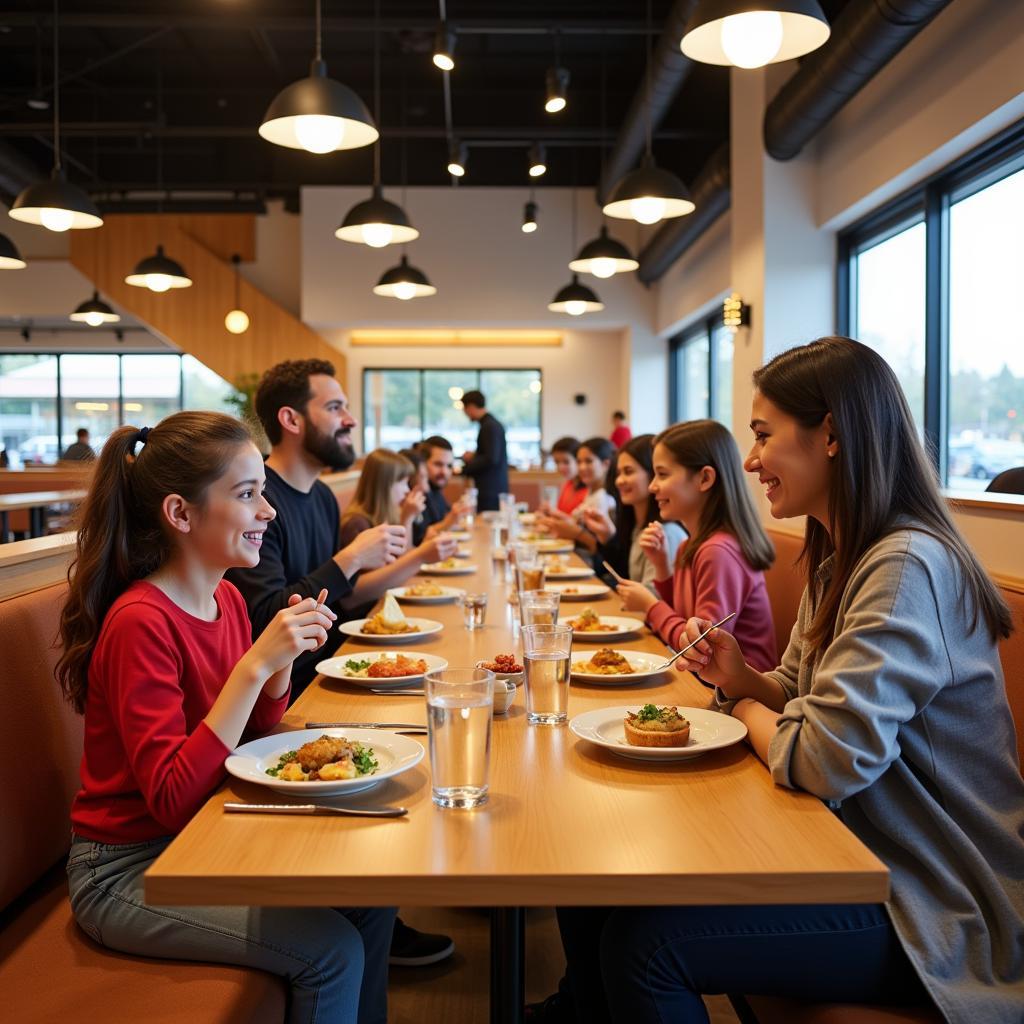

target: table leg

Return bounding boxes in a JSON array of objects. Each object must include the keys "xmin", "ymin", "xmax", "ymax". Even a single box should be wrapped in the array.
[
  {"xmin": 30, "ymin": 505, "xmax": 43, "ymax": 538},
  {"xmin": 0, "ymin": 510, "xmax": 9, "ymax": 543},
  {"xmin": 490, "ymin": 906, "xmax": 525, "ymax": 1024}
]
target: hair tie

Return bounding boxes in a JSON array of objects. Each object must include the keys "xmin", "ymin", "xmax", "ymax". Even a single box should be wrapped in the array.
[{"xmin": 134, "ymin": 426, "xmax": 151, "ymax": 447}]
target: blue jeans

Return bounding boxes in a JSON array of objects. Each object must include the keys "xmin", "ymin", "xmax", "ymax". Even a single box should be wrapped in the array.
[
  {"xmin": 67, "ymin": 835, "xmax": 397, "ymax": 1024},
  {"xmin": 555, "ymin": 903, "xmax": 932, "ymax": 1024}
]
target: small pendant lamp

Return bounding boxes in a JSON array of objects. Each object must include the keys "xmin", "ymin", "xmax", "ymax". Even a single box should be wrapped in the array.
[
  {"xmin": 548, "ymin": 274, "xmax": 604, "ymax": 316},
  {"xmin": 373, "ymin": 254, "xmax": 436, "ymax": 300},
  {"xmin": 569, "ymin": 225, "xmax": 638, "ymax": 279},
  {"xmin": 0, "ymin": 234, "xmax": 26, "ymax": 269},
  {"xmin": 224, "ymin": 254, "xmax": 250, "ymax": 334},
  {"xmin": 125, "ymin": 244, "xmax": 192, "ymax": 292},
  {"xmin": 70, "ymin": 291, "xmax": 120, "ymax": 326}
]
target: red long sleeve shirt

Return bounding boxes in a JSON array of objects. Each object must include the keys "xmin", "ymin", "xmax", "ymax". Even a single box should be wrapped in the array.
[
  {"xmin": 645, "ymin": 532, "xmax": 779, "ymax": 673},
  {"xmin": 71, "ymin": 579, "xmax": 289, "ymax": 844}
]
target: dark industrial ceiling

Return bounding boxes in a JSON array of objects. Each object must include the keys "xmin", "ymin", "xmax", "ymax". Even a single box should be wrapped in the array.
[{"xmin": 0, "ymin": 1, "xmax": 855, "ymax": 210}]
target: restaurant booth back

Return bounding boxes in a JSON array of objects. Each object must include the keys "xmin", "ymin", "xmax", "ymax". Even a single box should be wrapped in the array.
[{"xmin": 0, "ymin": 581, "xmax": 286, "ymax": 1023}]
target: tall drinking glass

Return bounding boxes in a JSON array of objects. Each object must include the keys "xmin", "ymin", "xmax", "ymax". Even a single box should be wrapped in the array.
[
  {"xmin": 541, "ymin": 484, "xmax": 560, "ymax": 510},
  {"xmin": 508, "ymin": 541, "xmax": 538, "ymax": 604},
  {"xmin": 520, "ymin": 590, "xmax": 560, "ymax": 627},
  {"xmin": 462, "ymin": 486, "xmax": 478, "ymax": 528},
  {"xmin": 522, "ymin": 624, "xmax": 572, "ymax": 725},
  {"xmin": 425, "ymin": 668, "xmax": 494, "ymax": 809},
  {"xmin": 499, "ymin": 492, "xmax": 516, "ymax": 516}
]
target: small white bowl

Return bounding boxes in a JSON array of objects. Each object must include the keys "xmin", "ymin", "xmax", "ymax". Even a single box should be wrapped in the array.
[{"xmin": 476, "ymin": 660, "xmax": 523, "ymax": 715}]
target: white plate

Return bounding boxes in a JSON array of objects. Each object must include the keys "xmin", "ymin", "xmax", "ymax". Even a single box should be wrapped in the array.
[
  {"xmin": 543, "ymin": 564, "xmax": 596, "ymax": 580},
  {"xmin": 534, "ymin": 538, "xmax": 574, "ymax": 553},
  {"xmin": 226, "ymin": 728, "xmax": 425, "ymax": 796},
  {"xmin": 454, "ymin": 547, "xmax": 473, "ymax": 558},
  {"xmin": 518, "ymin": 512, "xmax": 538, "ymax": 525},
  {"xmin": 338, "ymin": 617, "xmax": 444, "ymax": 642},
  {"xmin": 388, "ymin": 584, "xmax": 465, "ymax": 604},
  {"xmin": 569, "ymin": 649, "xmax": 667, "ymax": 683},
  {"xmin": 420, "ymin": 561, "xmax": 479, "ymax": 575},
  {"xmin": 481, "ymin": 511, "xmax": 502, "ymax": 523},
  {"xmin": 560, "ymin": 614, "xmax": 643, "ymax": 641},
  {"xmin": 317, "ymin": 650, "xmax": 449, "ymax": 687},
  {"xmin": 570, "ymin": 706, "xmax": 748, "ymax": 762},
  {"xmin": 546, "ymin": 582, "xmax": 611, "ymax": 601}
]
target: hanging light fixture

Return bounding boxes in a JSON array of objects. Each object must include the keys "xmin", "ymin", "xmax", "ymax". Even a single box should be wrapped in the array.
[
  {"xmin": 528, "ymin": 143, "xmax": 547, "ymax": 178},
  {"xmin": 545, "ymin": 67, "xmax": 570, "ymax": 114},
  {"xmin": 521, "ymin": 200, "xmax": 538, "ymax": 234},
  {"xmin": 569, "ymin": 225, "xmax": 638, "ymax": 279},
  {"xmin": 446, "ymin": 140, "xmax": 467, "ymax": 177},
  {"xmin": 10, "ymin": 0, "xmax": 102, "ymax": 232},
  {"xmin": 126, "ymin": 245, "xmax": 192, "ymax": 292},
  {"xmin": 432, "ymin": 21, "xmax": 456, "ymax": 71},
  {"xmin": 258, "ymin": 0, "xmax": 377, "ymax": 153},
  {"xmin": 680, "ymin": 1, "xmax": 830, "ymax": 68},
  {"xmin": 0, "ymin": 234, "xmax": 26, "ymax": 269},
  {"xmin": 603, "ymin": 0, "xmax": 694, "ymax": 226},
  {"xmin": 70, "ymin": 290, "xmax": 120, "ymax": 326},
  {"xmin": 373, "ymin": 254, "xmax": 436, "ymax": 300},
  {"xmin": 550, "ymin": 175, "xmax": 603, "ymax": 316},
  {"xmin": 224, "ymin": 255, "xmax": 250, "ymax": 334}
]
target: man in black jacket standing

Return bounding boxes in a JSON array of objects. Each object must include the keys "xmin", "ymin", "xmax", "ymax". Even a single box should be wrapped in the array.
[{"xmin": 460, "ymin": 390, "xmax": 509, "ymax": 511}]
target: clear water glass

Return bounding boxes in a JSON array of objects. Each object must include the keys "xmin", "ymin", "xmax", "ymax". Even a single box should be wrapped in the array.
[
  {"xmin": 522, "ymin": 623, "xmax": 572, "ymax": 725},
  {"xmin": 425, "ymin": 668, "xmax": 494, "ymax": 809},
  {"xmin": 499, "ymin": 492, "xmax": 516, "ymax": 516},
  {"xmin": 462, "ymin": 486, "xmax": 478, "ymax": 528},
  {"xmin": 461, "ymin": 592, "xmax": 488, "ymax": 630},
  {"xmin": 508, "ymin": 541, "xmax": 538, "ymax": 603},
  {"xmin": 542, "ymin": 484, "xmax": 560, "ymax": 509},
  {"xmin": 520, "ymin": 589, "xmax": 560, "ymax": 627},
  {"xmin": 516, "ymin": 564, "xmax": 547, "ymax": 599}
]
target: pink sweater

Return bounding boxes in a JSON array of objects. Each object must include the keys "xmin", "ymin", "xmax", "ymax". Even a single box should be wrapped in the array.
[{"xmin": 645, "ymin": 531, "xmax": 778, "ymax": 672}]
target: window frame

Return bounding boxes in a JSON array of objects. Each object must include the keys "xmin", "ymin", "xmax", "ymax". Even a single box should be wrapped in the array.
[{"xmin": 668, "ymin": 311, "xmax": 730, "ymax": 423}]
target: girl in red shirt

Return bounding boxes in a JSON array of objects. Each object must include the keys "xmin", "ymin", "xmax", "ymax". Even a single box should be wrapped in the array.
[
  {"xmin": 616, "ymin": 419, "xmax": 778, "ymax": 672},
  {"xmin": 58, "ymin": 412, "xmax": 395, "ymax": 1024},
  {"xmin": 549, "ymin": 436, "xmax": 588, "ymax": 515}
]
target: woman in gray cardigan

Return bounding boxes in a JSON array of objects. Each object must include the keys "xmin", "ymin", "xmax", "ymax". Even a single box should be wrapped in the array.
[{"xmin": 546, "ymin": 338, "xmax": 1023, "ymax": 1024}]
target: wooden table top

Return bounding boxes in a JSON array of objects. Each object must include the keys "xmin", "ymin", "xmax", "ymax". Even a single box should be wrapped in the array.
[
  {"xmin": 0, "ymin": 489, "xmax": 88, "ymax": 511},
  {"xmin": 146, "ymin": 518, "xmax": 888, "ymax": 908}
]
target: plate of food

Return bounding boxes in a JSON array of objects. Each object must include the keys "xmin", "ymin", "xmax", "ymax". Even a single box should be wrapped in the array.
[
  {"xmin": 569, "ymin": 648, "xmax": 667, "ymax": 683},
  {"xmin": 560, "ymin": 608, "xmax": 642, "ymax": 640},
  {"xmin": 447, "ymin": 529, "xmax": 471, "ymax": 540},
  {"xmin": 534, "ymin": 538, "xmax": 574, "ymax": 553},
  {"xmin": 569, "ymin": 705, "xmax": 747, "ymax": 762},
  {"xmin": 339, "ymin": 594, "xmax": 443, "ymax": 642},
  {"xmin": 388, "ymin": 580, "xmax": 465, "ymax": 604},
  {"xmin": 518, "ymin": 512, "xmax": 538, "ymax": 525},
  {"xmin": 316, "ymin": 650, "xmax": 448, "ymax": 687},
  {"xmin": 226, "ymin": 728, "xmax": 425, "ymax": 796},
  {"xmin": 546, "ymin": 582, "xmax": 611, "ymax": 601},
  {"xmin": 420, "ymin": 557, "xmax": 478, "ymax": 575},
  {"xmin": 542, "ymin": 556, "xmax": 595, "ymax": 580}
]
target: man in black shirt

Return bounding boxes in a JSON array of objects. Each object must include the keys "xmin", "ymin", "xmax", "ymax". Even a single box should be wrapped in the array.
[
  {"xmin": 461, "ymin": 390, "xmax": 509, "ymax": 511},
  {"xmin": 411, "ymin": 435, "xmax": 473, "ymax": 545}
]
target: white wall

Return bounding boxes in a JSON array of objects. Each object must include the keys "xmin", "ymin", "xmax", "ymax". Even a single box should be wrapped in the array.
[{"xmin": 239, "ymin": 199, "xmax": 302, "ymax": 316}]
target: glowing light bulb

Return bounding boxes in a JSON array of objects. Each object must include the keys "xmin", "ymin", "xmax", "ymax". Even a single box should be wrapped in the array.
[
  {"xmin": 293, "ymin": 114, "xmax": 345, "ymax": 154},
  {"xmin": 225, "ymin": 309, "xmax": 250, "ymax": 334},
  {"xmin": 393, "ymin": 281, "xmax": 417, "ymax": 301},
  {"xmin": 545, "ymin": 96, "xmax": 566, "ymax": 114},
  {"xmin": 145, "ymin": 273, "xmax": 172, "ymax": 293},
  {"xmin": 361, "ymin": 223, "xmax": 394, "ymax": 248},
  {"xmin": 521, "ymin": 220, "xmax": 537, "ymax": 234},
  {"xmin": 720, "ymin": 11, "xmax": 784, "ymax": 69},
  {"xmin": 40, "ymin": 207, "xmax": 74, "ymax": 232},
  {"xmin": 84, "ymin": 311, "xmax": 105, "ymax": 327},
  {"xmin": 590, "ymin": 258, "xmax": 618, "ymax": 279},
  {"xmin": 529, "ymin": 163, "xmax": 546, "ymax": 178},
  {"xmin": 433, "ymin": 53, "xmax": 454, "ymax": 72},
  {"xmin": 529, "ymin": 380, "xmax": 542, "ymax": 393},
  {"xmin": 565, "ymin": 300, "xmax": 586, "ymax": 316},
  {"xmin": 447, "ymin": 161, "xmax": 466, "ymax": 177},
  {"xmin": 629, "ymin": 196, "xmax": 666, "ymax": 225}
]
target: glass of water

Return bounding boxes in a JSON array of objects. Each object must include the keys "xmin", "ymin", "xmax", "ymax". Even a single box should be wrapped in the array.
[
  {"xmin": 461, "ymin": 592, "xmax": 488, "ymax": 630},
  {"xmin": 521, "ymin": 623, "xmax": 572, "ymax": 726},
  {"xmin": 499, "ymin": 492, "xmax": 516, "ymax": 516},
  {"xmin": 541, "ymin": 484, "xmax": 560, "ymax": 510},
  {"xmin": 462, "ymin": 486, "xmax": 478, "ymax": 528},
  {"xmin": 425, "ymin": 667, "xmax": 494, "ymax": 809},
  {"xmin": 520, "ymin": 590, "xmax": 560, "ymax": 627},
  {"xmin": 508, "ymin": 541, "xmax": 538, "ymax": 603}
]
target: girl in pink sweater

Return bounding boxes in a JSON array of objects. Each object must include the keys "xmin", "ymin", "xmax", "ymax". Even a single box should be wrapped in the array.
[{"xmin": 617, "ymin": 420, "xmax": 778, "ymax": 672}]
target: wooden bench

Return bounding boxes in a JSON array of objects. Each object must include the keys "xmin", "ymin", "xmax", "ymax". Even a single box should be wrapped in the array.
[{"xmin": 0, "ymin": 581, "xmax": 286, "ymax": 1022}]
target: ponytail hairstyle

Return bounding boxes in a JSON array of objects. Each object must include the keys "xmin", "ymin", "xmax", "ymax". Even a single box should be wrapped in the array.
[
  {"xmin": 753, "ymin": 337, "xmax": 1011, "ymax": 653},
  {"xmin": 578, "ymin": 436, "xmax": 615, "ymax": 493},
  {"xmin": 654, "ymin": 419, "xmax": 774, "ymax": 573},
  {"xmin": 343, "ymin": 448, "xmax": 414, "ymax": 528},
  {"xmin": 57, "ymin": 412, "xmax": 254, "ymax": 713}
]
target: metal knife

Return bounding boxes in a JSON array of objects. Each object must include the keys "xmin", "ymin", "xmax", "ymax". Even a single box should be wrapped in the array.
[
  {"xmin": 224, "ymin": 802, "xmax": 407, "ymax": 818},
  {"xmin": 304, "ymin": 721, "xmax": 427, "ymax": 733},
  {"xmin": 369, "ymin": 688, "xmax": 425, "ymax": 696}
]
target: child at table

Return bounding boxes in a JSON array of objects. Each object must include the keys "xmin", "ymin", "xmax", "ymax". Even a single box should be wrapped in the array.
[
  {"xmin": 57, "ymin": 412, "xmax": 396, "ymax": 1024},
  {"xmin": 615, "ymin": 419, "xmax": 777, "ymax": 672},
  {"xmin": 543, "ymin": 338, "xmax": 1024, "ymax": 1023},
  {"xmin": 549, "ymin": 436, "xmax": 588, "ymax": 516}
]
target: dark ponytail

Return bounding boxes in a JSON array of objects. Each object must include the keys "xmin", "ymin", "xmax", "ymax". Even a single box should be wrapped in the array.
[{"xmin": 57, "ymin": 412, "xmax": 252, "ymax": 713}]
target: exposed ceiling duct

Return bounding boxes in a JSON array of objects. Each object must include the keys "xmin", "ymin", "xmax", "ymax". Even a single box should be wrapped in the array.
[
  {"xmin": 0, "ymin": 141, "xmax": 47, "ymax": 207},
  {"xmin": 636, "ymin": 144, "xmax": 730, "ymax": 284},
  {"xmin": 764, "ymin": 0, "xmax": 956, "ymax": 161},
  {"xmin": 598, "ymin": 0, "xmax": 700, "ymax": 202}
]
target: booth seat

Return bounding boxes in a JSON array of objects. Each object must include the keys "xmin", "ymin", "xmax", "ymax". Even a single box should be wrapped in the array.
[{"xmin": 0, "ymin": 581, "xmax": 286, "ymax": 1023}]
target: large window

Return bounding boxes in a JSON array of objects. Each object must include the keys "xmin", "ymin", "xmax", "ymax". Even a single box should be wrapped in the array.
[
  {"xmin": 669, "ymin": 313, "xmax": 734, "ymax": 425},
  {"xmin": 840, "ymin": 121, "xmax": 1024, "ymax": 491},
  {"xmin": 0, "ymin": 352, "xmax": 234, "ymax": 468},
  {"xmin": 363, "ymin": 367, "xmax": 543, "ymax": 467}
]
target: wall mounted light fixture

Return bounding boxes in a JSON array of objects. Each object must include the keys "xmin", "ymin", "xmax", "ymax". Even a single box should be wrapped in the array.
[{"xmin": 723, "ymin": 292, "xmax": 751, "ymax": 332}]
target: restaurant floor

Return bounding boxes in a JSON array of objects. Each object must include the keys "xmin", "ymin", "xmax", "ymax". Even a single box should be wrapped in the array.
[{"xmin": 389, "ymin": 907, "xmax": 739, "ymax": 1022}]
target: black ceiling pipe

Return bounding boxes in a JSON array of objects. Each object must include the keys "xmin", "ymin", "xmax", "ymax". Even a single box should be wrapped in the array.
[
  {"xmin": 637, "ymin": 144, "xmax": 730, "ymax": 285},
  {"xmin": 765, "ymin": 0, "xmax": 955, "ymax": 161},
  {"xmin": 598, "ymin": 0, "xmax": 700, "ymax": 203}
]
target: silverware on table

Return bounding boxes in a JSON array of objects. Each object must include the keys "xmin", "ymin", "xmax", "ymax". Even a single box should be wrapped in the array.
[
  {"xmin": 369, "ymin": 688, "xmax": 425, "ymax": 696},
  {"xmin": 224, "ymin": 802, "xmax": 407, "ymax": 818},
  {"xmin": 304, "ymin": 721, "xmax": 427, "ymax": 733},
  {"xmin": 656, "ymin": 612, "xmax": 737, "ymax": 670}
]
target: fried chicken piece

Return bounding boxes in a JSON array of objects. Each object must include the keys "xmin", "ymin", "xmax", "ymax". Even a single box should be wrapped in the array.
[
  {"xmin": 367, "ymin": 655, "xmax": 427, "ymax": 678},
  {"xmin": 591, "ymin": 647, "xmax": 628, "ymax": 668},
  {"xmin": 295, "ymin": 735, "xmax": 349, "ymax": 771}
]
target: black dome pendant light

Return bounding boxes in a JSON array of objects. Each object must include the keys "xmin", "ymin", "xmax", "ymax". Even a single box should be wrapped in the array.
[
  {"xmin": 70, "ymin": 291, "xmax": 120, "ymax": 326},
  {"xmin": 550, "ymin": 173, "xmax": 603, "ymax": 316},
  {"xmin": 0, "ymin": 235, "xmax": 26, "ymax": 269},
  {"xmin": 373, "ymin": 254, "xmax": 437, "ymax": 300}
]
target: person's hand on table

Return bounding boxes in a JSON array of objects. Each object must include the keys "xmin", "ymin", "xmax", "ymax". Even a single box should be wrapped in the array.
[
  {"xmin": 616, "ymin": 578, "xmax": 657, "ymax": 614},
  {"xmin": 638, "ymin": 521, "xmax": 671, "ymax": 580},
  {"xmin": 421, "ymin": 532, "xmax": 458, "ymax": 564},
  {"xmin": 581, "ymin": 505, "xmax": 615, "ymax": 543}
]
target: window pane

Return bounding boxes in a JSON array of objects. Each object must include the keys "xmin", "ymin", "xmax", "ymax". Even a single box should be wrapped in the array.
[
  {"xmin": 122, "ymin": 354, "xmax": 181, "ymax": 427},
  {"xmin": 854, "ymin": 222, "xmax": 926, "ymax": 429},
  {"xmin": 675, "ymin": 334, "xmax": 709, "ymax": 421},
  {"xmin": 363, "ymin": 369, "xmax": 422, "ymax": 452},
  {"xmin": 0, "ymin": 354, "xmax": 58, "ymax": 468},
  {"xmin": 480, "ymin": 369, "xmax": 541, "ymax": 467},
  {"xmin": 948, "ymin": 166, "xmax": 1024, "ymax": 489},
  {"xmin": 182, "ymin": 355, "xmax": 236, "ymax": 415},
  {"xmin": 712, "ymin": 325, "xmax": 734, "ymax": 428},
  {"xmin": 59, "ymin": 353, "xmax": 120, "ymax": 458},
  {"xmin": 423, "ymin": 369, "xmax": 479, "ymax": 456}
]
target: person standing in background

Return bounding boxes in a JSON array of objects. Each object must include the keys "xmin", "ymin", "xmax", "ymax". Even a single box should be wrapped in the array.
[
  {"xmin": 62, "ymin": 428, "xmax": 96, "ymax": 461},
  {"xmin": 461, "ymin": 390, "xmax": 509, "ymax": 511},
  {"xmin": 609, "ymin": 411, "xmax": 632, "ymax": 450}
]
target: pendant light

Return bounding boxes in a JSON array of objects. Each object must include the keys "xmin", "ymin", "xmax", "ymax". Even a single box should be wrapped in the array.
[
  {"xmin": 570, "ymin": 226, "xmax": 638, "ymax": 279},
  {"xmin": 680, "ymin": 1, "xmax": 830, "ymax": 68},
  {"xmin": 373, "ymin": 254, "xmax": 436, "ymax": 300},
  {"xmin": 432, "ymin": 16, "xmax": 455, "ymax": 72},
  {"xmin": 258, "ymin": 0, "xmax": 377, "ymax": 154},
  {"xmin": 336, "ymin": 3, "xmax": 419, "ymax": 248},
  {"xmin": 550, "ymin": 180, "xmax": 603, "ymax": 316},
  {"xmin": 522, "ymin": 198, "xmax": 538, "ymax": 234},
  {"xmin": 0, "ymin": 234, "xmax": 26, "ymax": 269},
  {"xmin": 70, "ymin": 291, "xmax": 120, "ymax": 326},
  {"xmin": 528, "ymin": 143, "xmax": 547, "ymax": 178},
  {"xmin": 446, "ymin": 140, "xmax": 467, "ymax": 177},
  {"xmin": 10, "ymin": 0, "xmax": 102, "ymax": 232},
  {"xmin": 224, "ymin": 254, "xmax": 250, "ymax": 334},
  {"xmin": 544, "ymin": 32, "xmax": 569, "ymax": 113},
  {"xmin": 603, "ymin": 0, "xmax": 694, "ymax": 225}
]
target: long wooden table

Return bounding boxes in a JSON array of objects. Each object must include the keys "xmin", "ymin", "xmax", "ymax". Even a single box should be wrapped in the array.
[
  {"xmin": 0, "ymin": 489, "xmax": 88, "ymax": 543},
  {"xmin": 146, "ymin": 519, "xmax": 888, "ymax": 1022}
]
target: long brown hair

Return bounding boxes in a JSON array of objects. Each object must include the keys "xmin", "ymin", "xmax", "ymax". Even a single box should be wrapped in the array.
[
  {"xmin": 343, "ymin": 448, "xmax": 414, "ymax": 528},
  {"xmin": 57, "ymin": 412, "xmax": 253, "ymax": 713},
  {"xmin": 753, "ymin": 336, "xmax": 1011, "ymax": 653},
  {"xmin": 654, "ymin": 419, "xmax": 774, "ymax": 573}
]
